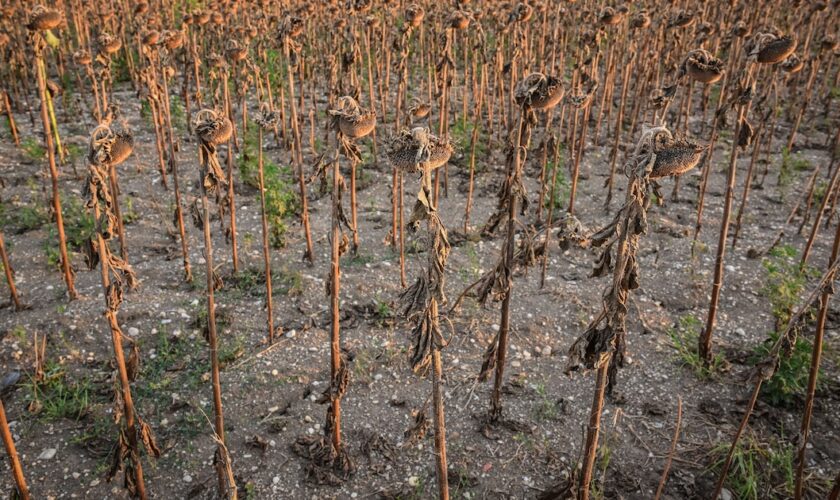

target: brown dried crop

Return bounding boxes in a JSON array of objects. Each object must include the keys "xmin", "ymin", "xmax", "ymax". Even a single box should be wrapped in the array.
[
  {"xmin": 159, "ymin": 30, "xmax": 184, "ymax": 51},
  {"xmin": 668, "ymin": 9, "xmax": 694, "ymax": 28},
  {"xmin": 329, "ymin": 96, "xmax": 377, "ymax": 139},
  {"xmin": 630, "ymin": 11, "xmax": 651, "ymax": 29},
  {"xmin": 781, "ymin": 54, "xmax": 804, "ymax": 74},
  {"xmin": 388, "ymin": 127, "xmax": 453, "ymax": 173},
  {"xmin": 365, "ymin": 15, "xmax": 380, "ymax": 29},
  {"xmin": 73, "ymin": 50, "xmax": 92, "ymax": 66},
  {"xmin": 567, "ymin": 74, "xmax": 598, "ymax": 108},
  {"xmin": 194, "ymin": 109, "xmax": 233, "ymax": 147},
  {"xmin": 281, "ymin": 15, "xmax": 305, "ymax": 38},
  {"xmin": 409, "ymin": 102, "xmax": 431, "ymax": 120},
  {"xmin": 649, "ymin": 132, "xmax": 707, "ymax": 179},
  {"xmin": 194, "ymin": 11, "xmax": 211, "ymax": 25},
  {"xmin": 405, "ymin": 4, "xmax": 425, "ymax": 27},
  {"xmin": 820, "ymin": 35, "xmax": 838, "ymax": 52},
  {"xmin": 510, "ymin": 3, "xmax": 533, "ymax": 23},
  {"xmin": 88, "ymin": 125, "xmax": 134, "ymax": 168},
  {"xmin": 141, "ymin": 30, "xmax": 160, "ymax": 46},
  {"xmin": 681, "ymin": 49, "xmax": 724, "ymax": 84},
  {"xmin": 514, "ymin": 72, "xmax": 565, "ymax": 110},
  {"xmin": 225, "ymin": 41, "xmax": 248, "ymax": 62},
  {"xmin": 27, "ymin": 6, "xmax": 62, "ymax": 31},
  {"xmin": 134, "ymin": 2, "xmax": 149, "ymax": 15},
  {"xmin": 746, "ymin": 30, "xmax": 796, "ymax": 63},
  {"xmin": 449, "ymin": 10, "xmax": 471, "ymax": 30},
  {"xmin": 599, "ymin": 6, "xmax": 623, "ymax": 26},
  {"xmin": 98, "ymin": 33, "xmax": 122, "ymax": 55},
  {"xmin": 46, "ymin": 79, "xmax": 62, "ymax": 99},
  {"xmin": 211, "ymin": 11, "xmax": 224, "ymax": 25}
]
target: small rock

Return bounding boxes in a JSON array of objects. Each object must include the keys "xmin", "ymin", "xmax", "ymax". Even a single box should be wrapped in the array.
[
  {"xmin": 127, "ymin": 327, "xmax": 140, "ymax": 337},
  {"xmin": 38, "ymin": 448, "xmax": 57, "ymax": 460},
  {"xmin": 273, "ymin": 476, "xmax": 280, "ymax": 485},
  {"xmin": 183, "ymin": 474, "xmax": 193, "ymax": 483},
  {"xmin": 408, "ymin": 476, "xmax": 420, "ymax": 487}
]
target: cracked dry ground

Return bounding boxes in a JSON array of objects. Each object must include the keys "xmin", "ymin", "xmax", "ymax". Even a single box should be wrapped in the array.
[{"xmin": 1, "ymin": 87, "xmax": 839, "ymax": 499}]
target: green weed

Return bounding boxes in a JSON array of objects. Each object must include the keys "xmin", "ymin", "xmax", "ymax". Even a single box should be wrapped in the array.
[
  {"xmin": 25, "ymin": 361, "xmax": 93, "ymax": 421},
  {"xmin": 239, "ymin": 128, "xmax": 298, "ymax": 248},
  {"xmin": 21, "ymin": 137, "xmax": 46, "ymax": 161},
  {"xmin": 668, "ymin": 315, "xmax": 725, "ymax": 378},
  {"xmin": 708, "ymin": 434, "xmax": 796, "ymax": 500}
]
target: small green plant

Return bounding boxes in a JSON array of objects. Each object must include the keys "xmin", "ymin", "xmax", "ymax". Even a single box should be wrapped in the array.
[
  {"xmin": 458, "ymin": 241, "xmax": 482, "ymax": 283},
  {"xmin": 44, "ymin": 195, "xmax": 94, "ymax": 267},
  {"xmin": 275, "ymin": 266, "xmax": 303, "ymax": 296},
  {"xmin": 21, "ymin": 137, "xmax": 46, "ymax": 161},
  {"xmin": 122, "ymin": 197, "xmax": 139, "ymax": 225},
  {"xmin": 26, "ymin": 361, "xmax": 93, "ymax": 421},
  {"xmin": 239, "ymin": 128, "xmax": 298, "ymax": 248},
  {"xmin": 349, "ymin": 252, "xmax": 375, "ymax": 266},
  {"xmin": 64, "ymin": 143, "xmax": 84, "ymax": 164},
  {"xmin": 10, "ymin": 325, "xmax": 27, "ymax": 344},
  {"xmin": 752, "ymin": 246, "xmax": 819, "ymax": 405},
  {"xmin": 137, "ymin": 327, "xmax": 206, "ymax": 413},
  {"xmin": 668, "ymin": 314, "xmax": 725, "ymax": 378},
  {"xmin": 169, "ymin": 94, "xmax": 187, "ymax": 132},
  {"xmin": 0, "ymin": 200, "xmax": 48, "ymax": 234},
  {"xmin": 218, "ymin": 334, "xmax": 245, "ymax": 368},
  {"xmin": 532, "ymin": 382, "xmax": 559, "ymax": 421},
  {"xmin": 450, "ymin": 116, "xmax": 488, "ymax": 163},
  {"xmin": 140, "ymin": 100, "xmax": 153, "ymax": 125},
  {"xmin": 230, "ymin": 267, "xmax": 264, "ymax": 295},
  {"xmin": 708, "ymin": 434, "xmax": 796, "ymax": 500},
  {"xmin": 543, "ymin": 151, "xmax": 569, "ymax": 210},
  {"xmin": 778, "ymin": 149, "xmax": 811, "ymax": 194},
  {"xmin": 752, "ymin": 331, "xmax": 814, "ymax": 406},
  {"xmin": 352, "ymin": 347, "xmax": 376, "ymax": 383},
  {"xmin": 374, "ymin": 297, "xmax": 393, "ymax": 324},
  {"xmin": 761, "ymin": 245, "xmax": 814, "ymax": 329},
  {"xmin": 812, "ymin": 180, "xmax": 829, "ymax": 207}
]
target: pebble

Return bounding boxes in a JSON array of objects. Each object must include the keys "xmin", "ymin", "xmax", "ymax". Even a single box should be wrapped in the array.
[
  {"xmin": 408, "ymin": 476, "xmax": 420, "ymax": 487},
  {"xmin": 734, "ymin": 328, "xmax": 746, "ymax": 337},
  {"xmin": 183, "ymin": 474, "xmax": 193, "ymax": 483},
  {"xmin": 285, "ymin": 330, "xmax": 296, "ymax": 339},
  {"xmin": 511, "ymin": 361, "xmax": 521, "ymax": 368},
  {"xmin": 38, "ymin": 448, "xmax": 57, "ymax": 460},
  {"xmin": 127, "ymin": 327, "xmax": 140, "ymax": 336},
  {"xmin": 273, "ymin": 477, "xmax": 280, "ymax": 485}
]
